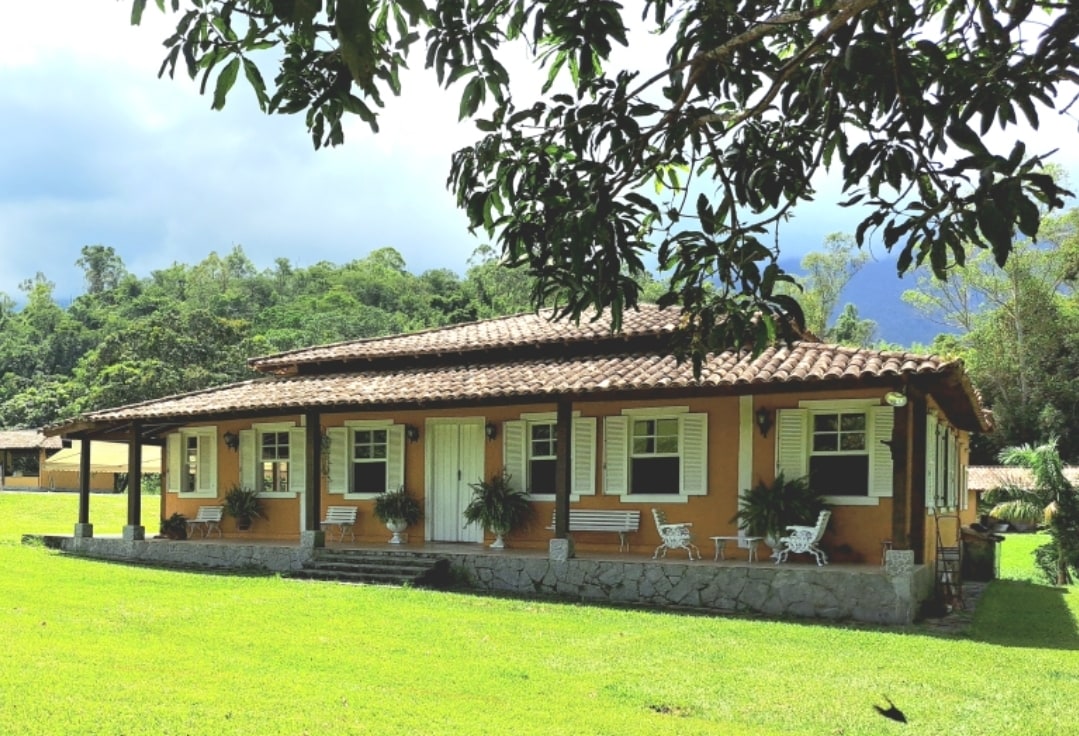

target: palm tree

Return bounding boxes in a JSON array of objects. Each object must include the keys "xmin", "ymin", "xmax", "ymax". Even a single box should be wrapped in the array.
[{"xmin": 984, "ymin": 438, "xmax": 1076, "ymax": 585}]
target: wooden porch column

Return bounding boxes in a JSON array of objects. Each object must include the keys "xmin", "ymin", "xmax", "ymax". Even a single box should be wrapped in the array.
[
  {"xmin": 550, "ymin": 398, "xmax": 575, "ymax": 559},
  {"xmin": 124, "ymin": 423, "xmax": 145, "ymax": 541},
  {"xmin": 908, "ymin": 396, "xmax": 928, "ymax": 564},
  {"xmin": 303, "ymin": 410, "xmax": 324, "ymax": 548},
  {"xmin": 74, "ymin": 438, "xmax": 93, "ymax": 538},
  {"xmin": 890, "ymin": 401, "xmax": 911, "ymax": 552}
]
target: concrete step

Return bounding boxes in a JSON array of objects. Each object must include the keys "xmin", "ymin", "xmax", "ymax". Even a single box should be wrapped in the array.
[{"xmin": 288, "ymin": 551, "xmax": 451, "ymax": 588}]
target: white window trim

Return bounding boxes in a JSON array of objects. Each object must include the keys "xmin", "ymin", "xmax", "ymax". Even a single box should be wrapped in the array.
[
  {"xmin": 786, "ymin": 399, "xmax": 890, "ymax": 507},
  {"xmin": 246, "ymin": 421, "xmax": 299, "ymax": 499},
  {"xmin": 340, "ymin": 420, "xmax": 402, "ymax": 500},
  {"xmin": 604, "ymin": 407, "xmax": 706, "ymax": 503},
  {"xmin": 505, "ymin": 412, "xmax": 594, "ymax": 500},
  {"xmin": 167, "ymin": 426, "xmax": 218, "ymax": 499}
]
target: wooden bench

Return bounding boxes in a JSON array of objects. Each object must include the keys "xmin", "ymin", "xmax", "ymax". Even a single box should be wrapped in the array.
[
  {"xmin": 320, "ymin": 506, "xmax": 358, "ymax": 542},
  {"xmin": 547, "ymin": 509, "xmax": 641, "ymax": 551},
  {"xmin": 185, "ymin": 506, "xmax": 223, "ymax": 538}
]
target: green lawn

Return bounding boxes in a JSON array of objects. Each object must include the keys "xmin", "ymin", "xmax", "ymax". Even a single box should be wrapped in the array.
[{"xmin": 2, "ymin": 492, "xmax": 1077, "ymax": 735}]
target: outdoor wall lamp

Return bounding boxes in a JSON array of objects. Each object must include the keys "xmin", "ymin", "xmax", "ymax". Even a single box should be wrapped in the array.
[
  {"xmin": 884, "ymin": 389, "xmax": 908, "ymax": 407},
  {"xmin": 485, "ymin": 422, "xmax": 499, "ymax": 441},
  {"xmin": 405, "ymin": 424, "xmax": 420, "ymax": 443},
  {"xmin": 755, "ymin": 408, "xmax": 773, "ymax": 438},
  {"xmin": 222, "ymin": 431, "xmax": 240, "ymax": 452}
]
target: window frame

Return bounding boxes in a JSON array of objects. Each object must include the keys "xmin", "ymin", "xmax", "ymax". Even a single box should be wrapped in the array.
[
  {"xmin": 807, "ymin": 410, "xmax": 871, "ymax": 497},
  {"xmin": 502, "ymin": 412, "xmax": 597, "ymax": 499},
  {"xmin": 240, "ymin": 422, "xmax": 305, "ymax": 499},
  {"xmin": 326, "ymin": 421, "xmax": 405, "ymax": 500},
  {"xmin": 603, "ymin": 407, "xmax": 708, "ymax": 504},
  {"xmin": 166, "ymin": 426, "xmax": 218, "ymax": 499}
]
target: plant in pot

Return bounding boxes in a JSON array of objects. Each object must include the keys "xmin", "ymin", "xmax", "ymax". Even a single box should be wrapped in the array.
[
  {"xmin": 463, "ymin": 470, "xmax": 534, "ymax": 549},
  {"xmin": 223, "ymin": 484, "xmax": 265, "ymax": 531},
  {"xmin": 732, "ymin": 472, "xmax": 829, "ymax": 556},
  {"xmin": 373, "ymin": 486, "xmax": 423, "ymax": 544},
  {"xmin": 160, "ymin": 512, "xmax": 188, "ymax": 540}
]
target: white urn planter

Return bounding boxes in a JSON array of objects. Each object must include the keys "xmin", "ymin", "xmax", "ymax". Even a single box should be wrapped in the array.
[
  {"xmin": 488, "ymin": 527, "xmax": 508, "ymax": 549},
  {"xmin": 385, "ymin": 519, "xmax": 408, "ymax": 544}
]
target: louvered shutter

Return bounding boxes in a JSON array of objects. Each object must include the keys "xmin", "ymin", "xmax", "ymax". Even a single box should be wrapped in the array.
[
  {"xmin": 385, "ymin": 424, "xmax": 405, "ymax": 492},
  {"xmin": 868, "ymin": 406, "xmax": 894, "ymax": 498},
  {"xmin": 288, "ymin": 427, "xmax": 307, "ymax": 494},
  {"xmin": 197, "ymin": 428, "xmax": 217, "ymax": 495},
  {"xmin": 925, "ymin": 414, "xmax": 938, "ymax": 508},
  {"xmin": 239, "ymin": 429, "xmax": 257, "ymax": 489},
  {"xmin": 502, "ymin": 420, "xmax": 527, "ymax": 493},
  {"xmin": 775, "ymin": 409, "xmax": 808, "ymax": 479},
  {"xmin": 166, "ymin": 433, "xmax": 181, "ymax": 493},
  {"xmin": 946, "ymin": 430, "xmax": 958, "ymax": 508},
  {"xmin": 327, "ymin": 427, "xmax": 348, "ymax": 494},
  {"xmin": 603, "ymin": 416, "xmax": 629, "ymax": 496},
  {"xmin": 680, "ymin": 413, "xmax": 708, "ymax": 496},
  {"xmin": 572, "ymin": 417, "xmax": 597, "ymax": 495}
]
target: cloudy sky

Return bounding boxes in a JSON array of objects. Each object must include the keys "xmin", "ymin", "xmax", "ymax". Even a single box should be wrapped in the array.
[{"xmin": 2, "ymin": 2, "xmax": 1076, "ymax": 302}]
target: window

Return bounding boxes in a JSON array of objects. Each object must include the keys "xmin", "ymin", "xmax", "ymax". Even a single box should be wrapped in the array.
[
  {"xmin": 326, "ymin": 423, "xmax": 405, "ymax": 498},
  {"xmin": 239, "ymin": 423, "xmax": 305, "ymax": 496},
  {"xmin": 603, "ymin": 410, "xmax": 707, "ymax": 501},
  {"xmin": 260, "ymin": 431, "xmax": 290, "ymax": 494},
  {"xmin": 808, "ymin": 411, "xmax": 869, "ymax": 496},
  {"xmin": 630, "ymin": 417, "xmax": 681, "ymax": 494},
  {"xmin": 502, "ymin": 415, "xmax": 597, "ymax": 497},
  {"xmin": 166, "ymin": 427, "xmax": 217, "ymax": 497},
  {"xmin": 528, "ymin": 422, "xmax": 556, "ymax": 495},
  {"xmin": 775, "ymin": 402, "xmax": 893, "ymax": 505},
  {"xmin": 352, "ymin": 428, "xmax": 388, "ymax": 494}
]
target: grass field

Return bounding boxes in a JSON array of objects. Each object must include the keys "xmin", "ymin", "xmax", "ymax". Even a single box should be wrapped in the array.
[{"xmin": 1, "ymin": 491, "xmax": 1076, "ymax": 735}]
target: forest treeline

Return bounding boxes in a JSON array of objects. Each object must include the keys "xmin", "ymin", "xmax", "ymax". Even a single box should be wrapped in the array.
[
  {"xmin": 0, "ymin": 244, "xmax": 554, "ymax": 430},
  {"xmin": 3, "ymin": 217, "xmax": 1079, "ymax": 466}
]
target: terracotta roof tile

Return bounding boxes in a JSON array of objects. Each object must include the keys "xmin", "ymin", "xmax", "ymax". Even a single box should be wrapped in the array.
[
  {"xmin": 79, "ymin": 342, "xmax": 962, "ymax": 423},
  {"xmin": 0, "ymin": 429, "xmax": 62, "ymax": 450},
  {"xmin": 249, "ymin": 306, "xmax": 681, "ymax": 371},
  {"xmin": 967, "ymin": 465, "xmax": 1079, "ymax": 491}
]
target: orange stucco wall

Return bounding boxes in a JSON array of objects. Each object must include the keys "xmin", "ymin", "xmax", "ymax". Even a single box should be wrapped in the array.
[{"xmin": 159, "ymin": 387, "xmax": 975, "ymax": 564}]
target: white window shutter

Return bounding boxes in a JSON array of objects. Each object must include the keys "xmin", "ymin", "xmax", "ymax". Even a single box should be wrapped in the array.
[
  {"xmin": 680, "ymin": 413, "xmax": 708, "ymax": 496},
  {"xmin": 166, "ymin": 433, "xmax": 181, "ymax": 493},
  {"xmin": 868, "ymin": 406, "xmax": 894, "ymax": 498},
  {"xmin": 327, "ymin": 427, "xmax": 348, "ymax": 494},
  {"xmin": 959, "ymin": 436, "xmax": 969, "ymax": 510},
  {"xmin": 239, "ymin": 429, "xmax": 256, "ymax": 489},
  {"xmin": 775, "ymin": 409, "xmax": 808, "ymax": 480},
  {"xmin": 572, "ymin": 417, "xmax": 597, "ymax": 496},
  {"xmin": 385, "ymin": 424, "xmax": 405, "ymax": 492},
  {"xmin": 603, "ymin": 416, "xmax": 629, "ymax": 496},
  {"xmin": 946, "ymin": 430, "xmax": 958, "ymax": 508},
  {"xmin": 288, "ymin": 427, "xmax": 307, "ymax": 494},
  {"xmin": 502, "ymin": 420, "xmax": 527, "ymax": 493},
  {"xmin": 925, "ymin": 414, "xmax": 938, "ymax": 508},
  {"xmin": 198, "ymin": 428, "xmax": 217, "ymax": 495}
]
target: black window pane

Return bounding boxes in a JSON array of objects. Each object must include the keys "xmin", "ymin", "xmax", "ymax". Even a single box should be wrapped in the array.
[
  {"xmin": 814, "ymin": 414, "xmax": 838, "ymax": 432},
  {"xmin": 630, "ymin": 457, "xmax": 680, "ymax": 494},
  {"xmin": 353, "ymin": 463, "xmax": 387, "ymax": 494},
  {"xmin": 809, "ymin": 455, "xmax": 869, "ymax": 495},
  {"xmin": 530, "ymin": 459, "xmax": 556, "ymax": 494}
]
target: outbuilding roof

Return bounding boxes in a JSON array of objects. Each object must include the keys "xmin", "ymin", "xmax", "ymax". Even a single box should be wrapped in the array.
[{"xmin": 0, "ymin": 429, "xmax": 62, "ymax": 450}]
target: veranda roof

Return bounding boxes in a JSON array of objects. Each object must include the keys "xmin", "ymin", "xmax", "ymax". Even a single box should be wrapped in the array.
[
  {"xmin": 43, "ymin": 440, "xmax": 162, "ymax": 474},
  {"xmin": 51, "ymin": 338, "xmax": 988, "ymax": 434}
]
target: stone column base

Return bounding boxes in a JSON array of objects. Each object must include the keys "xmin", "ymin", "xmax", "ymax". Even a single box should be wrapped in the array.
[
  {"xmin": 122, "ymin": 525, "xmax": 145, "ymax": 542},
  {"xmin": 73, "ymin": 523, "xmax": 94, "ymax": 538},
  {"xmin": 549, "ymin": 537, "xmax": 575, "ymax": 561},
  {"xmin": 885, "ymin": 549, "xmax": 915, "ymax": 577},
  {"xmin": 300, "ymin": 530, "xmax": 326, "ymax": 549}
]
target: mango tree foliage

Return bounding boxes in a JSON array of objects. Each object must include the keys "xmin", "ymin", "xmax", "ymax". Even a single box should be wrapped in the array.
[{"xmin": 132, "ymin": 0, "xmax": 1076, "ymax": 364}]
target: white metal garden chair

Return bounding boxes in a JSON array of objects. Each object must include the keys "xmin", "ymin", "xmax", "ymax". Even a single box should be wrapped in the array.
[
  {"xmin": 651, "ymin": 508, "xmax": 700, "ymax": 560},
  {"xmin": 774, "ymin": 510, "xmax": 832, "ymax": 566}
]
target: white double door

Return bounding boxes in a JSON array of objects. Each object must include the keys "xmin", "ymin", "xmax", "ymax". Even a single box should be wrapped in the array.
[{"xmin": 426, "ymin": 419, "xmax": 485, "ymax": 543}]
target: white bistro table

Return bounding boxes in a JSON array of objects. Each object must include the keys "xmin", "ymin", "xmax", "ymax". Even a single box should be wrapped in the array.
[{"xmin": 709, "ymin": 535, "xmax": 764, "ymax": 563}]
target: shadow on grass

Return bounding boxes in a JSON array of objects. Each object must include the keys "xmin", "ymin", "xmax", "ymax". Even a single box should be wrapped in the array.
[{"xmin": 967, "ymin": 580, "xmax": 1079, "ymax": 650}]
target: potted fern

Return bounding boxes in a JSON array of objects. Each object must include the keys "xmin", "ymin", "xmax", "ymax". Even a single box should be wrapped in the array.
[
  {"xmin": 464, "ymin": 470, "xmax": 534, "ymax": 549},
  {"xmin": 373, "ymin": 486, "xmax": 423, "ymax": 544},
  {"xmin": 160, "ymin": 512, "xmax": 188, "ymax": 540},
  {"xmin": 223, "ymin": 484, "xmax": 265, "ymax": 531},
  {"xmin": 733, "ymin": 473, "xmax": 828, "ymax": 552}
]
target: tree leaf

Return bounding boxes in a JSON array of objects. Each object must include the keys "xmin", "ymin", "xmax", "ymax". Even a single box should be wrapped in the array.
[{"xmin": 211, "ymin": 57, "xmax": 240, "ymax": 111}]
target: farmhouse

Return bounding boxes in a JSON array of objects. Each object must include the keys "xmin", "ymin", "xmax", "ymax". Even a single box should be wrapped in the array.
[{"xmin": 45, "ymin": 306, "xmax": 987, "ymax": 622}]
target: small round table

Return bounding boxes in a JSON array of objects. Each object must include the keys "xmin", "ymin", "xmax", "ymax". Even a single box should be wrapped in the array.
[{"xmin": 710, "ymin": 535, "xmax": 764, "ymax": 563}]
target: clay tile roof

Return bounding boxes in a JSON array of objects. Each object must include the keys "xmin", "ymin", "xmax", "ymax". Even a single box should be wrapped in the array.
[
  {"xmin": 73, "ymin": 340, "xmax": 972, "ymax": 427},
  {"xmin": 967, "ymin": 465, "xmax": 1079, "ymax": 491},
  {"xmin": 0, "ymin": 429, "xmax": 62, "ymax": 450},
  {"xmin": 248, "ymin": 306, "xmax": 681, "ymax": 372}
]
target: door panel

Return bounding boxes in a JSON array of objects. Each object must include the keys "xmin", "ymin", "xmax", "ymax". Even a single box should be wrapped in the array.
[{"xmin": 430, "ymin": 421, "xmax": 484, "ymax": 542}]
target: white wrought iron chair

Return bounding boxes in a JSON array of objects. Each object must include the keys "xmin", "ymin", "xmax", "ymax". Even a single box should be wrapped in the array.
[
  {"xmin": 774, "ymin": 510, "xmax": 832, "ymax": 566},
  {"xmin": 651, "ymin": 508, "xmax": 700, "ymax": 560}
]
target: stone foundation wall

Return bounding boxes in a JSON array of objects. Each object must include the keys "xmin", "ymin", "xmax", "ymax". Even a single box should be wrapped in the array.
[
  {"xmin": 452, "ymin": 554, "xmax": 931, "ymax": 625},
  {"xmin": 39, "ymin": 535, "xmax": 312, "ymax": 573}
]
